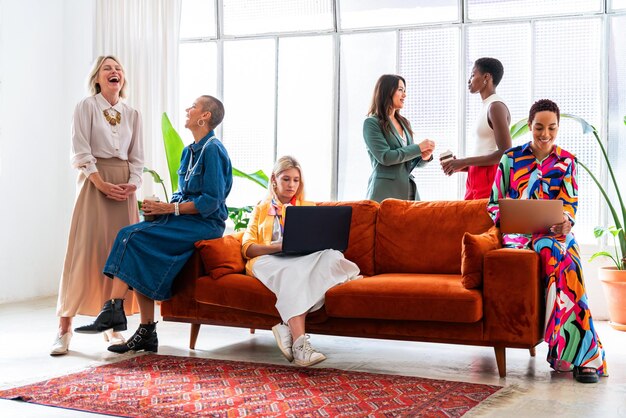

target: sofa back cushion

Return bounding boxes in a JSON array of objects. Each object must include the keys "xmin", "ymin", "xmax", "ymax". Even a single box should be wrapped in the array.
[
  {"xmin": 318, "ymin": 200, "xmax": 378, "ymax": 276},
  {"xmin": 375, "ymin": 199, "xmax": 494, "ymax": 274},
  {"xmin": 195, "ymin": 232, "xmax": 245, "ymax": 279}
]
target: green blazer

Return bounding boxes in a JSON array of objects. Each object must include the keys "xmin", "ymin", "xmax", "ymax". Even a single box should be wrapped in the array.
[{"xmin": 363, "ymin": 116, "xmax": 430, "ymax": 202}]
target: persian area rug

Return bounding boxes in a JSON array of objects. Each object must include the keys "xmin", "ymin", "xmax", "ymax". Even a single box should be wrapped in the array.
[{"xmin": 0, "ymin": 354, "xmax": 504, "ymax": 417}]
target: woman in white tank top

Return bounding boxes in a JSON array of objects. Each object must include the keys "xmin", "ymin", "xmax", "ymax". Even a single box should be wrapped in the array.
[{"xmin": 441, "ymin": 57, "xmax": 512, "ymax": 200}]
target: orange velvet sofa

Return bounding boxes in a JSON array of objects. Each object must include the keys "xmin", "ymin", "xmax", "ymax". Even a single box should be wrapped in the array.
[{"xmin": 161, "ymin": 198, "xmax": 544, "ymax": 377}]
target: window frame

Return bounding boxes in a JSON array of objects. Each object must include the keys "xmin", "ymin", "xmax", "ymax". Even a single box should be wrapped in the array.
[{"xmin": 178, "ymin": 0, "xmax": 626, "ymax": 249}]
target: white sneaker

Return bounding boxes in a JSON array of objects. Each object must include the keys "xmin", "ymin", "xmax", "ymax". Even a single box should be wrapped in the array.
[
  {"xmin": 292, "ymin": 334, "xmax": 326, "ymax": 367},
  {"xmin": 50, "ymin": 331, "xmax": 72, "ymax": 356},
  {"xmin": 104, "ymin": 329, "xmax": 126, "ymax": 345},
  {"xmin": 272, "ymin": 323, "xmax": 293, "ymax": 362}
]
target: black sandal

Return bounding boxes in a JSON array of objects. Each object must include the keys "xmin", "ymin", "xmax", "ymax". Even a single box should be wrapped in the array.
[{"xmin": 573, "ymin": 366, "xmax": 599, "ymax": 383}]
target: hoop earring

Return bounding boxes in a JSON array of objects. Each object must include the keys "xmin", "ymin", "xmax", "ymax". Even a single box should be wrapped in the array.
[
  {"xmin": 483, "ymin": 80, "xmax": 487, "ymax": 85},
  {"xmin": 197, "ymin": 119, "xmax": 205, "ymax": 127}
]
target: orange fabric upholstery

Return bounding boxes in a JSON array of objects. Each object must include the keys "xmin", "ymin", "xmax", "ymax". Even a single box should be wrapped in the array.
[
  {"xmin": 195, "ymin": 232, "xmax": 245, "ymax": 280},
  {"xmin": 164, "ymin": 199, "xmax": 544, "ymax": 378},
  {"xmin": 196, "ymin": 273, "xmax": 279, "ymax": 317},
  {"xmin": 375, "ymin": 199, "xmax": 494, "ymax": 275},
  {"xmin": 483, "ymin": 248, "xmax": 543, "ymax": 345},
  {"xmin": 461, "ymin": 226, "xmax": 502, "ymax": 289},
  {"xmin": 325, "ymin": 274, "xmax": 482, "ymax": 323},
  {"xmin": 318, "ymin": 200, "xmax": 378, "ymax": 276}
]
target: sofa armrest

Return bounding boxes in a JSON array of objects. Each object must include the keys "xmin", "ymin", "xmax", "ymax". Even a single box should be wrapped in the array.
[
  {"xmin": 160, "ymin": 250, "xmax": 205, "ymax": 319},
  {"xmin": 483, "ymin": 248, "xmax": 544, "ymax": 345}
]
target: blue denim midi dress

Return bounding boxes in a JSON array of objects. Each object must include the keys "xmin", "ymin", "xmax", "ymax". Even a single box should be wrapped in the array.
[{"xmin": 104, "ymin": 131, "xmax": 232, "ymax": 300}]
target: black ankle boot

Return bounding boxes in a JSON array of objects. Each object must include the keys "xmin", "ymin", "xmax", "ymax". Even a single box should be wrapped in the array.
[
  {"xmin": 108, "ymin": 322, "xmax": 158, "ymax": 354},
  {"xmin": 74, "ymin": 299, "xmax": 127, "ymax": 334}
]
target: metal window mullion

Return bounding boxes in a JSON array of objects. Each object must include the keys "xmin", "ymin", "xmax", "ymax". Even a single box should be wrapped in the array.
[
  {"xmin": 458, "ymin": 24, "xmax": 466, "ymax": 199},
  {"xmin": 215, "ymin": 0, "xmax": 223, "ymax": 39},
  {"xmin": 600, "ymin": 14, "xmax": 610, "ymax": 241},
  {"xmin": 273, "ymin": 37, "xmax": 279, "ymax": 163},
  {"xmin": 395, "ymin": 29, "xmax": 400, "ymax": 74},
  {"xmin": 331, "ymin": 32, "xmax": 340, "ymax": 200},
  {"xmin": 331, "ymin": 0, "xmax": 340, "ymax": 200}
]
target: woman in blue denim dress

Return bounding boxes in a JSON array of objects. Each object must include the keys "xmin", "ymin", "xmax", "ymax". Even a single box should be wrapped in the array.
[{"xmin": 73, "ymin": 95, "xmax": 232, "ymax": 353}]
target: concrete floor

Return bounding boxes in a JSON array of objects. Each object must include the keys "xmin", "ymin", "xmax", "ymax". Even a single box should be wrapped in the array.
[{"xmin": 0, "ymin": 297, "xmax": 625, "ymax": 417}]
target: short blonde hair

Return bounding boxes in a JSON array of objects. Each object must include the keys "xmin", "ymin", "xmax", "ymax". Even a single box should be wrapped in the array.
[
  {"xmin": 270, "ymin": 155, "xmax": 305, "ymax": 201},
  {"xmin": 87, "ymin": 55, "xmax": 128, "ymax": 98}
]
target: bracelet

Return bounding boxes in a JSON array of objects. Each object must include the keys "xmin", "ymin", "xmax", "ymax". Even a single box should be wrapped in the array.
[{"xmin": 174, "ymin": 202, "xmax": 180, "ymax": 216}]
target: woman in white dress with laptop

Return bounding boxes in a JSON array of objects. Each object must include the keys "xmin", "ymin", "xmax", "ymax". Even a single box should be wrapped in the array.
[{"xmin": 241, "ymin": 156, "xmax": 361, "ymax": 366}]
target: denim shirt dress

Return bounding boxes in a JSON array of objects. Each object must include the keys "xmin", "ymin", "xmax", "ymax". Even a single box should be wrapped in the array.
[{"xmin": 104, "ymin": 131, "xmax": 233, "ymax": 300}]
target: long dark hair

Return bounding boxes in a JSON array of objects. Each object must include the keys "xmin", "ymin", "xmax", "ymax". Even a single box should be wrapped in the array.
[{"xmin": 367, "ymin": 74, "xmax": 413, "ymax": 138}]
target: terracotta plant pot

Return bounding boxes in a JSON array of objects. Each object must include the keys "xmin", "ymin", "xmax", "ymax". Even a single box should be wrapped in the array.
[{"xmin": 599, "ymin": 266, "xmax": 626, "ymax": 331}]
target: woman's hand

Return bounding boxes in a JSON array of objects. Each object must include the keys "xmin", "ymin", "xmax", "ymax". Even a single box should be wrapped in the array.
[
  {"xmin": 418, "ymin": 139, "xmax": 435, "ymax": 160},
  {"xmin": 89, "ymin": 173, "xmax": 127, "ymax": 201},
  {"xmin": 550, "ymin": 213, "xmax": 572, "ymax": 235},
  {"xmin": 118, "ymin": 183, "xmax": 137, "ymax": 198},
  {"xmin": 142, "ymin": 200, "xmax": 175, "ymax": 216},
  {"xmin": 441, "ymin": 157, "xmax": 467, "ymax": 176}
]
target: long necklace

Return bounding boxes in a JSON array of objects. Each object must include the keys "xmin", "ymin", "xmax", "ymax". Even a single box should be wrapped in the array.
[
  {"xmin": 103, "ymin": 108, "xmax": 121, "ymax": 129},
  {"xmin": 184, "ymin": 136, "xmax": 216, "ymax": 181}
]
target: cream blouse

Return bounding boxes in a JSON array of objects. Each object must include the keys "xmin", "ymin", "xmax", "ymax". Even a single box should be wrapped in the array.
[{"xmin": 71, "ymin": 93, "xmax": 144, "ymax": 187}]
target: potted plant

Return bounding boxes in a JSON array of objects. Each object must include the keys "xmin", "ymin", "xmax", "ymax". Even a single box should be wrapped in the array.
[
  {"xmin": 510, "ymin": 114, "xmax": 626, "ymax": 330},
  {"xmin": 144, "ymin": 113, "xmax": 268, "ymax": 231}
]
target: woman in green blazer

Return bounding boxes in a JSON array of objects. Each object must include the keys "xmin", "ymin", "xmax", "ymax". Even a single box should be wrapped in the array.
[{"xmin": 363, "ymin": 74, "xmax": 435, "ymax": 202}]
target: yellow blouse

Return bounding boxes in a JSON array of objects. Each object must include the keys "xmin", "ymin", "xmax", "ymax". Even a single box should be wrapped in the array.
[{"xmin": 241, "ymin": 198, "xmax": 314, "ymax": 275}]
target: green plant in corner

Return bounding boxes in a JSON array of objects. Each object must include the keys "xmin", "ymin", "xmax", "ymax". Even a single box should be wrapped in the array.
[
  {"xmin": 143, "ymin": 112, "xmax": 269, "ymax": 231},
  {"xmin": 510, "ymin": 114, "xmax": 626, "ymax": 270}
]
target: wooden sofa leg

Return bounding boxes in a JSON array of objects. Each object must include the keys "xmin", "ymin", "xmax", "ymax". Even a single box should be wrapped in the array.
[
  {"xmin": 190, "ymin": 323, "xmax": 200, "ymax": 349},
  {"xmin": 494, "ymin": 346, "xmax": 506, "ymax": 378},
  {"xmin": 250, "ymin": 328, "xmax": 256, "ymax": 334},
  {"xmin": 529, "ymin": 347, "xmax": 536, "ymax": 357}
]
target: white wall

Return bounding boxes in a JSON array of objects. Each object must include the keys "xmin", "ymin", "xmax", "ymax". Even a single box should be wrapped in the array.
[{"xmin": 0, "ymin": 0, "xmax": 95, "ymax": 304}]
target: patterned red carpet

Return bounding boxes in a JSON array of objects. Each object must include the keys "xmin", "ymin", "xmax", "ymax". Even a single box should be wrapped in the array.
[{"xmin": 0, "ymin": 354, "xmax": 502, "ymax": 417}]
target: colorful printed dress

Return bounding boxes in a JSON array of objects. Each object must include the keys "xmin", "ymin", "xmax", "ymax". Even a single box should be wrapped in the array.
[{"xmin": 487, "ymin": 142, "xmax": 607, "ymax": 376}]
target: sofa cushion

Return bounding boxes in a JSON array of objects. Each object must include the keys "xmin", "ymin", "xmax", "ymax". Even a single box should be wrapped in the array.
[
  {"xmin": 325, "ymin": 274, "xmax": 482, "ymax": 323},
  {"xmin": 318, "ymin": 200, "xmax": 378, "ymax": 276},
  {"xmin": 195, "ymin": 232, "xmax": 245, "ymax": 280},
  {"xmin": 196, "ymin": 273, "xmax": 279, "ymax": 317},
  {"xmin": 375, "ymin": 199, "xmax": 494, "ymax": 274},
  {"xmin": 461, "ymin": 227, "xmax": 501, "ymax": 289}
]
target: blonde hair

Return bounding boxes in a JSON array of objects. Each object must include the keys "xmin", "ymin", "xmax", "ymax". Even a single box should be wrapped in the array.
[
  {"xmin": 87, "ymin": 55, "xmax": 127, "ymax": 98},
  {"xmin": 270, "ymin": 155, "xmax": 305, "ymax": 201}
]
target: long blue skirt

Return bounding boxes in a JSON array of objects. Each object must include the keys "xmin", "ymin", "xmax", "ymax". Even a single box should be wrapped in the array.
[{"xmin": 104, "ymin": 214, "xmax": 224, "ymax": 300}]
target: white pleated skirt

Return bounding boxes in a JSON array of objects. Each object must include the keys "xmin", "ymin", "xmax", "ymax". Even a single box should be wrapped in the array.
[{"xmin": 252, "ymin": 249, "xmax": 361, "ymax": 323}]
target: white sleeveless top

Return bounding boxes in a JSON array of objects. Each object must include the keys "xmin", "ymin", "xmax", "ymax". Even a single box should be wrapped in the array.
[{"xmin": 472, "ymin": 93, "xmax": 506, "ymax": 157}]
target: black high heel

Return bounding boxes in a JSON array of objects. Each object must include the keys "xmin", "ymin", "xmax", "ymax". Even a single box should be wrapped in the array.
[
  {"xmin": 108, "ymin": 322, "xmax": 158, "ymax": 354},
  {"xmin": 74, "ymin": 299, "xmax": 127, "ymax": 334}
]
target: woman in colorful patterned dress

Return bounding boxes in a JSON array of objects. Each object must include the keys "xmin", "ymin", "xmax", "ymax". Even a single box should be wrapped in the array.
[{"xmin": 487, "ymin": 99, "xmax": 607, "ymax": 383}]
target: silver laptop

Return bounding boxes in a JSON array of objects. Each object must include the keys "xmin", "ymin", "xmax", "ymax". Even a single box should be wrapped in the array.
[{"xmin": 499, "ymin": 198, "xmax": 564, "ymax": 234}]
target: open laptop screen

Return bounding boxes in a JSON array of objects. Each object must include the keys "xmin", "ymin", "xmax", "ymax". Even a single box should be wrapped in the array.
[{"xmin": 280, "ymin": 206, "xmax": 352, "ymax": 255}]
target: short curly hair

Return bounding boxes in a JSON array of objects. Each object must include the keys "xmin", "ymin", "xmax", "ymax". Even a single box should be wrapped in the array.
[
  {"xmin": 528, "ymin": 99, "xmax": 560, "ymax": 124},
  {"xmin": 474, "ymin": 57, "xmax": 504, "ymax": 87}
]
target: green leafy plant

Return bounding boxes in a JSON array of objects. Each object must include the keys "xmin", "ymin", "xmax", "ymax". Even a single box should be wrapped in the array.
[
  {"xmin": 510, "ymin": 114, "xmax": 626, "ymax": 270},
  {"xmin": 143, "ymin": 112, "xmax": 269, "ymax": 231}
]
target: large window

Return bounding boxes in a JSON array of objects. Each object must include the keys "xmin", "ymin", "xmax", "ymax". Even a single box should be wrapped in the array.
[{"xmin": 179, "ymin": 1, "xmax": 626, "ymax": 244}]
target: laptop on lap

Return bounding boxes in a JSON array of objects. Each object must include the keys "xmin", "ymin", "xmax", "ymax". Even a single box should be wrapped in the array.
[
  {"xmin": 278, "ymin": 206, "xmax": 352, "ymax": 255},
  {"xmin": 499, "ymin": 198, "xmax": 564, "ymax": 234}
]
